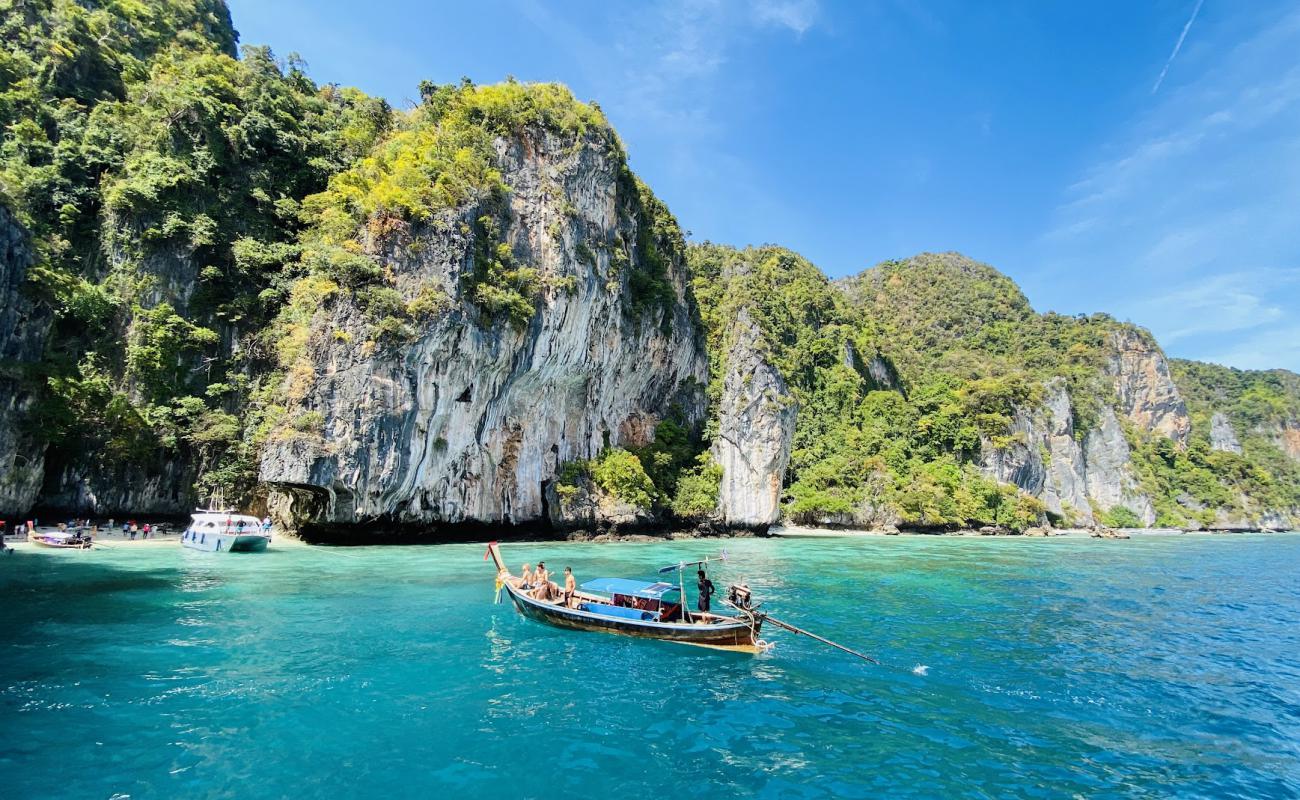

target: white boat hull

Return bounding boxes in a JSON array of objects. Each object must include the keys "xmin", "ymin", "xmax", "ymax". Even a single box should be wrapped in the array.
[{"xmin": 181, "ymin": 530, "xmax": 269, "ymax": 553}]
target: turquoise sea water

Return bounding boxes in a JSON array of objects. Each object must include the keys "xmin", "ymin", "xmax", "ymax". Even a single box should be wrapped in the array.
[{"xmin": 2, "ymin": 534, "xmax": 1299, "ymax": 799}]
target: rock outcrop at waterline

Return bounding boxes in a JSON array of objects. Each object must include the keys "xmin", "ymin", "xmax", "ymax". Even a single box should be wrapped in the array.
[
  {"xmin": 711, "ymin": 309, "xmax": 796, "ymax": 529},
  {"xmin": 260, "ymin": 126, "xmax": 707, "ymax": 533}
]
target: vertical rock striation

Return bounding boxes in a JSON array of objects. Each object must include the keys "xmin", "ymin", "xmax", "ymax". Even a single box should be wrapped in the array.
[
  {"xmin": 260, "ymin": 127, "xmax": 707, "ymax": 534},
  {"xmin": 980, "ymin": 380, "xmax": 1093, "ymax": 525},
  {"xmin": 1083, "ymin": 407, "xmax": 1156, "ymax": 525},
  {"xmin": 981, "ymin": 379, "xmax": 1154, "ymax": 526},
  {"xmin": 0, "ymin": 206, "xmax": 50, "ymax": 515},
  {"xmin": 711, "ymin": 309, "xmax": 797, "ymax": 530},
  {"xmin": 1107, "ymin": 328, "xmax": 1190, "ymax": 444},
  {"xmin": 1209, "ymin": 412, "xmax": 1243, "ymax": 454}
]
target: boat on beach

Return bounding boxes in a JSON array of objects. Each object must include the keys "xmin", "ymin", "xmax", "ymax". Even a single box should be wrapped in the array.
[
  {"xmin": 181, "ymin": 510, "xmax": 270, "ymax": 553},
  {"xmin": 486, "ymin": 542, "xmax": 764, "ymax": 652},
  {"xmin": 29, "ymin": 530, "xmax": 94, "ymax": 549}
]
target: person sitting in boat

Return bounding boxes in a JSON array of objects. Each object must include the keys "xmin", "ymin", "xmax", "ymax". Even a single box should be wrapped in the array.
[
  {"xmin": 533, "ymin": 562, "xmax": 555, "ymax": 600},
  {"xmin": 697, "ymin": 569, "xmax": 715, "ymax": 615},
  {"xmin": 520, "ymin": 564, "xmax": 536, "ymax": 589}
]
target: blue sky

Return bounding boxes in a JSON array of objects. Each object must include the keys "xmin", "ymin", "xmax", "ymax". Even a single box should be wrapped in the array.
[{"xmin": 226, "ymin": 0, "xmax": 1300, "ymax": 371}]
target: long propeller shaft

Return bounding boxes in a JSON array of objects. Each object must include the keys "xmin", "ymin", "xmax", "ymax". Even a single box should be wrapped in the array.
[{"xmin": 759, "ymin": 614, "xmax": 880, "ymax": 664}]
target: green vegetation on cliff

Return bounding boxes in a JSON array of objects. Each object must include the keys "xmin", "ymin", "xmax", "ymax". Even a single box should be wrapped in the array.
[
  {"xmin": 687, "ymin": 245, "xmax": 1049, "ymax": 530},
  {"xmin": 1164, "ymin": 360, "xmax": 1300, "ymax": 522},
  {"xmin": 838, "ymin": 253, "xmax": 1118, "ymax": 435},
  {"xmin": 690, "ymin": 246, "xmax": 1300, "ymax": 530},
  {"xmin": 2, "ymin": 0, "xmax": 388, "ymax": 500}
]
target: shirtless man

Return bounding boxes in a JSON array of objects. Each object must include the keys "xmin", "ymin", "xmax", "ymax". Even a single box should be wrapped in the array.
[
  {"xmin": 520, "ymin": 564, "xmax": 536, "ymax": 589},
  {"xmin": 534, "ymin": 562, "xmax": 553, "ymax": 600},
  {"xmin": 562, "ymin": 566, "xmax": 576, "ymax": 607}
]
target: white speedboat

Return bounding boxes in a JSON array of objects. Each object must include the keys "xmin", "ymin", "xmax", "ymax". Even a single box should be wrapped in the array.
[{"xmin": 181, "ymin": 510, "xmax": 271, "ymax": 553}]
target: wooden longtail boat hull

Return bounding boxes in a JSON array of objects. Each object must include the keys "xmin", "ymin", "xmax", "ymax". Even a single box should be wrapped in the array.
[
  {"xmin": 488, "ymin": 543, "xmax": 761, "ymax": 653},
  {"xmin": 502, "ymin": 581, "xmax": 762, "ymax": 653},
  {"xmin": 29, "ymin": 534, "xmax": 92, "ymax": 549}
]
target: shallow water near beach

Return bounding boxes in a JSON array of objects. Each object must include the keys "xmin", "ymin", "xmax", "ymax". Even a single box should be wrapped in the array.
[{"xmin": 3, "ymin": 534, "xmax": 1299, "ymax": 798}]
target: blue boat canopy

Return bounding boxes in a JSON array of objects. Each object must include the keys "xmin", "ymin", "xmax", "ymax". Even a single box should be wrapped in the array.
[{"xmin": 581, "ymin": 578, "xmax": 680, "ymax": 600}]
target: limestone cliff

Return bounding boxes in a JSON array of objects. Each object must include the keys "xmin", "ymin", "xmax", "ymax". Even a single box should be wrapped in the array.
[
  {"xmin": 260, "ymin": 126, "xmax": 706, "ymax": 534},
  {"xmin": 980, "ymin": 381, "xmax": 1090, "ymax": 525},
  {"xmin": 981, "ymin": 379, "xmax": 1154, "ymax": 527},
  {"xmin": 1083, "ymin": 407, "xmax": 1156, "ymax": 525},
  {"xmin": 1107, "ymin": 328, "xmax": 1190, "ymax": 444},
  {"xmin": 711, "ymin": 309, "xmax": 797, "ymax": 529},
  {"xmin": 0, "ymin": 206, "xmax": 49, "ymax": 516},
  {"xmin": 1273, "ymin": 420, "xmax": 1300, "ymax": 462},
  {"xmin": 1209, "ymin": 412, "xmax": 1243, "ymax": 453}
]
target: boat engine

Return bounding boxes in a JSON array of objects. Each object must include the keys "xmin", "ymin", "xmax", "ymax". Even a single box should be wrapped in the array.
[{"xmin": 726, "ymin": 583, "xmax": 753, "ymax": 610}]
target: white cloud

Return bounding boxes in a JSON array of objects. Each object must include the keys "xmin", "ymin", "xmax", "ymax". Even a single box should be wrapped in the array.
[
  {"xmin": 754, "ymin": 0, "xmax": 819, "ymax": 35},
  {"xmin": 1197, "ymin": 324, "xmax": 1300, "ymax": 371},
  {"xmin": 1036, "ymin": 6, "xmax": 1300, "ymax": 371},
  {"xmin": 1121, "ymin": 269, "xmax": 1297, "ymax": 343}
]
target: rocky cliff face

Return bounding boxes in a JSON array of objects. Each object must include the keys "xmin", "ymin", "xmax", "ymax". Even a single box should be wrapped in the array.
[
  {"xmin": 28, "ymin": 216, "xmax": 203, "ymax": 517},
  {"xmin": 0, "ymin": 206, "xmax": 50, "ymax": 516},
  {"xmin": 35, "ymin": 456, "xmax": 197, "ymax": 517},
  {"xmin": 981, "ymin": 380, "xmax": 1090, "ymax": 525},
  {"xmin": 1107, "ymin": 328, "xmax": 1191, "ymax": 444},
  {"xmin": 1083, "ymin": 406, "xmax": 1156, "ymax": 525},
  {"xmin": 981, "ymin": 379, "xmax": 1154, "ymax": 526},
  {"xmin": 260, "ymin": 128, "xmax": 707, "ymax": 535},
  {"xmin": 711, "ymin": 309, "xmax": 797, "ymax": 529},
  {"xmin": 1273, "ymin": 420, "xmax": 1300, "ymax": 462},
  {"xmin": 1209, "ymin": 412, "xmax": 1243, "ymax": 454}
]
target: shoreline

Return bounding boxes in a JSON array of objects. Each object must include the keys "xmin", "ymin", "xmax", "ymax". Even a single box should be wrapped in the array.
[
  {"xmin": 3, "ymin": 523, "xmax": 1293, "ymax": 553},
  {"xmin": 767, "ymin": 524, "xmax": 1290, "ymax": 538}
]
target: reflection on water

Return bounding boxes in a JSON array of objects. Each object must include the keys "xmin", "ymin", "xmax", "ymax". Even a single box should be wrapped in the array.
[{"xmin": 1, "ymin": 534, "xmax": 1299, "ymax": 798}]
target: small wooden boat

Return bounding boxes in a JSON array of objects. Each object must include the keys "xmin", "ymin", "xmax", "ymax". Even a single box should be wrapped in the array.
[
  {"xmin": 29, "ymin": 530, "xmax": 93, "ymax": 549},
  {"xmin": 486, "ymin": 542, "xmax": 763, "ymax": 653}
]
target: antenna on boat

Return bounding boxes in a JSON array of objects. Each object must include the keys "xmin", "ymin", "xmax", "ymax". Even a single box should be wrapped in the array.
[{"xmin": 657, "ymin": 550, "xmax": 728, "ymax": 574}]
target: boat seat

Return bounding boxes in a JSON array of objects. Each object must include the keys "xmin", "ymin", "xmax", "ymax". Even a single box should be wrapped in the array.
[{"xmin": 579, "ymin": 602, "xmax": 658, "ymax": 622}]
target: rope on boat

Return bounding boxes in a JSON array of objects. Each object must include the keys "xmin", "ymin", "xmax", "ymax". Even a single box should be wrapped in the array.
[{"xmin": 736, "ymin": 606, "xmax": 772, "ymax": 652}]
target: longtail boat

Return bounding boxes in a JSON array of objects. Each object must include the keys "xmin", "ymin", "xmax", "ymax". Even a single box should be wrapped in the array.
[
  {"xmin": 29, "ymin": 530, "xmax": 94, "ymax": 549},
  {"xmin": 485, "ymin": 542, "xmax": 764, "ymax": 653}
]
